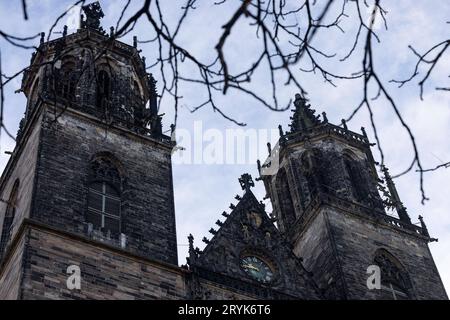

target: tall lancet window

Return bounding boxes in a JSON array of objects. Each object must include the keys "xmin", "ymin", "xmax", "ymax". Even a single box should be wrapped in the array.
[
  {"xmin": 87, "ymin": 155, "xmax": 122, "ymax": 236},
  {"xmin": 276, "ymin": 169, "xmax": 296, "ymax": 230},
  {"xmin": 301, "ymin": 149, "xmax": 328, "ymax": 195},
  {"xmin": 0, "ymin": 180, "xmax": 19, "ymax": 257},
  {"xmin": 96, "ymin": 70, "xmax": 111, "ymax": 108},
  {"xmin": 343, "ymin": 154, "xmax": 368, "ymax": 202},
  {"xmin": 58, "ymin": 61, "xmax": 77, "ymax": 101},
  {"xmin": 374, "ymin": 249, "xmax": 412, "ymax": 300}
]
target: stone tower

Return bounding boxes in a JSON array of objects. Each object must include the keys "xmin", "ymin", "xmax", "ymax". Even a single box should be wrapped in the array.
[
  {"xmin": 0, "ymin": 3, "xmax": 184, "ymax": 299},
  {"xmin": 259, "ymin": 94, "xmax": 448, "ymax": 300}
]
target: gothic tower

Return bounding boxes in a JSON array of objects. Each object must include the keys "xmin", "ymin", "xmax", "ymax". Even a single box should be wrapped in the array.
[
  {"xmin": 259, "ymin": 94, "xmax": 448, "ymax": 300},
  {"xmin": 0, "ymin": 3, "xmax": 184, "ymax": 299}
]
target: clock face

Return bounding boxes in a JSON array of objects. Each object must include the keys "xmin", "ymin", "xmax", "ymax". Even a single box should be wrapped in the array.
[{"xmin": 240, "ymin": 256, "xmax": 274, "ymax": 284}]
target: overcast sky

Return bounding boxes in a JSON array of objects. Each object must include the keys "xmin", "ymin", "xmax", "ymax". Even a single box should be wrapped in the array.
[{"xmin": 0, "ymin": 0, "xmax": 449, "ymax": 294}]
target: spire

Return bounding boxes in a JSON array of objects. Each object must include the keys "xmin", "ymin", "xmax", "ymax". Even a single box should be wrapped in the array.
[
  {"xmin": 81, "ymin": 2, "xmax": 105, "ymax": 32},
  {"xmin": 381, "ymin": 166, "xmax": 412, "ymax": 224},
  {"xmin": 289, "ymin": 93, "xmax": 322, "ymax": 133}
]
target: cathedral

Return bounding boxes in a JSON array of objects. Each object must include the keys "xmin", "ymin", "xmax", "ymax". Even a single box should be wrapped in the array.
[{"xmin": 0, "ymin": 2, "xmax": 447, "ymax": 300}]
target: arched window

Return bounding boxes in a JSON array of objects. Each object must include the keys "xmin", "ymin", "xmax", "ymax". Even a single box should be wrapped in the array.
[
  {"xmin": 276, "ymin": 169, "xmax": 296, "ymax": 230},
  {"xmin": 96, "ymin": 70, "xmax": 111, "ymax": 108},
  {"xmin": 374, "ymin": 249, "xmax": 412, "ymax": 300},
  {"xmin": 301, "ymin": 149, "xmax": 328, "ymax": 194},
  {"xmin": 0, "ymin": 180, "xmax": 19, "ymax": 257},
  {"xmin": 87, "ymin": 182, "xmax": 120, "ymax": 235},
  {"xmin": 343, "ymin": 154, "xmax": 368, "ymax": 202},
  {"xmin": 87, "ymin": 156, "xmax": 122, "ymax": 235},
  {"xmin": 57, "ymin": 62, "xmax": 76, "ymax": 101}
]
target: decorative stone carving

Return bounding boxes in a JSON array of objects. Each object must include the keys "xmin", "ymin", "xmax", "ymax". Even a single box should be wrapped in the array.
[
  {"xmin": 90, "ymin": 156, "xmax": 121, "ymax": 188},
  {"xmin": 81, "ymin": 2, "xmax": 105, "ymax": 32},
  {"xmin": 374, "ymin": 250, "xmax": 411, "ymax": 295}
]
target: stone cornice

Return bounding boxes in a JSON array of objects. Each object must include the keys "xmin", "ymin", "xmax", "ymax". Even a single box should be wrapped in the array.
[{"xmin": 288, "ymin": 192, "xmax": 429, "ymax": 246}]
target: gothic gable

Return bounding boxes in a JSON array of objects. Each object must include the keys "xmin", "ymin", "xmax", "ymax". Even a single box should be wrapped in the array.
[{"xmin": 187, "ymin": 175, "xmax": 321, "ymax": 299}]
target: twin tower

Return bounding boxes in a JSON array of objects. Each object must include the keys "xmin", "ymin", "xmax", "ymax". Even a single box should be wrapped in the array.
[{"xmin": 0, "ymin": 2, "xmax": 446, "ymax": 300}]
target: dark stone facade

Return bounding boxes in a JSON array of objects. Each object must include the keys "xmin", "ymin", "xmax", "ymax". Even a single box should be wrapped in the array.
[{"xmin": 0, "ymin": 4, "xmax": 447, "ymax": 300}]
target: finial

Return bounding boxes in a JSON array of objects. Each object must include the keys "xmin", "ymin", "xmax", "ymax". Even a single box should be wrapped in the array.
[
  {"xmin": 418, "ymin": 215, "xmax": 430, "ymax": 238},
  {"xmin": 294, "ymin": 93, "xmax": 305, "ymax": 107},
  {"xmin": 110, "ymin": 26, "xmax": 115, "ymax": 37},
  {"xmin": 361, "ymin": 126, "xmax": 367, "ymax": 138},
  {"xmin": 142, "ymin": 56, "xmax": 146, "ymax": 68},
  {"xmin": 322, "ymin": 112, "xmax": 328, "ymax": 123},
  {"xmin": 267, "ymin": 142, "xmax": 271, "ymax": 156},
  {"xmin": 148, "ymin": 73, "xmax": 157, "ymax": 90},
  {"xmin": 239, "ymin": 173, "xmax": 255, "ymax": 192},
  {"xmin": 188, "ymin": 233, "xmax": 194, "ymax": 250},
  {"xmin": 257, "ymin": 159, "xmax": 261, "ymax": 174},
  {"xmin": 63, "ymin": 25, "xmax": 68, "ymax": 37},
  {"xmin": 293, "ymin": 93, "xmax": 308, "ymax": 111},
  {"xmin": 133, "ymin": 36, "xmax": 138, "ymax": 48},
  {"xmin": 278, "ymin": 124, "xmax": 284, "ymax": 137},
  {"xmin": 40, "ymin": 32, "xmax": 45, "ymax": 44},
  {"xmin": 341, "ymin": 119, "xmax": 348, "ymax": 130}
]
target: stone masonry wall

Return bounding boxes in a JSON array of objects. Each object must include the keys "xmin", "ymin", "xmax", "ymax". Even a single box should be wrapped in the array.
[
  {"xmin": 293, "ymin": 210, "xmax": 346, "ymax": 299},
  {"xmin": 0, "ymin": 233, "xmax": 26, "ymax": 300},
  {"xmin": 326, "ymin": 208, "xmax": 448, "ymax": 300},
  {"xmin": 21, "ymin": 226, "xmax": 186, "ymax": 300},
  {"xmin": 31, "ymin": 106, "xmax": 178, "ymax": 265},
  {"xmin": 0, "ymin": 112, "xmax": 42, "ymax": 259}
]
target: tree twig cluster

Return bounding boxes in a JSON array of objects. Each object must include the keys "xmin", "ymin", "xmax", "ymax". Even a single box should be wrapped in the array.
[{"xmin": 0, "ymin": 0, "xmax": 449, "ymax": 205}]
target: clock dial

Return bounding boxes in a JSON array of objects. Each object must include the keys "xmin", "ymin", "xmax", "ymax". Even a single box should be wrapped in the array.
[{"xmin": 240, "ymin": 256, "xmax": 274, "ymax": 283}]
